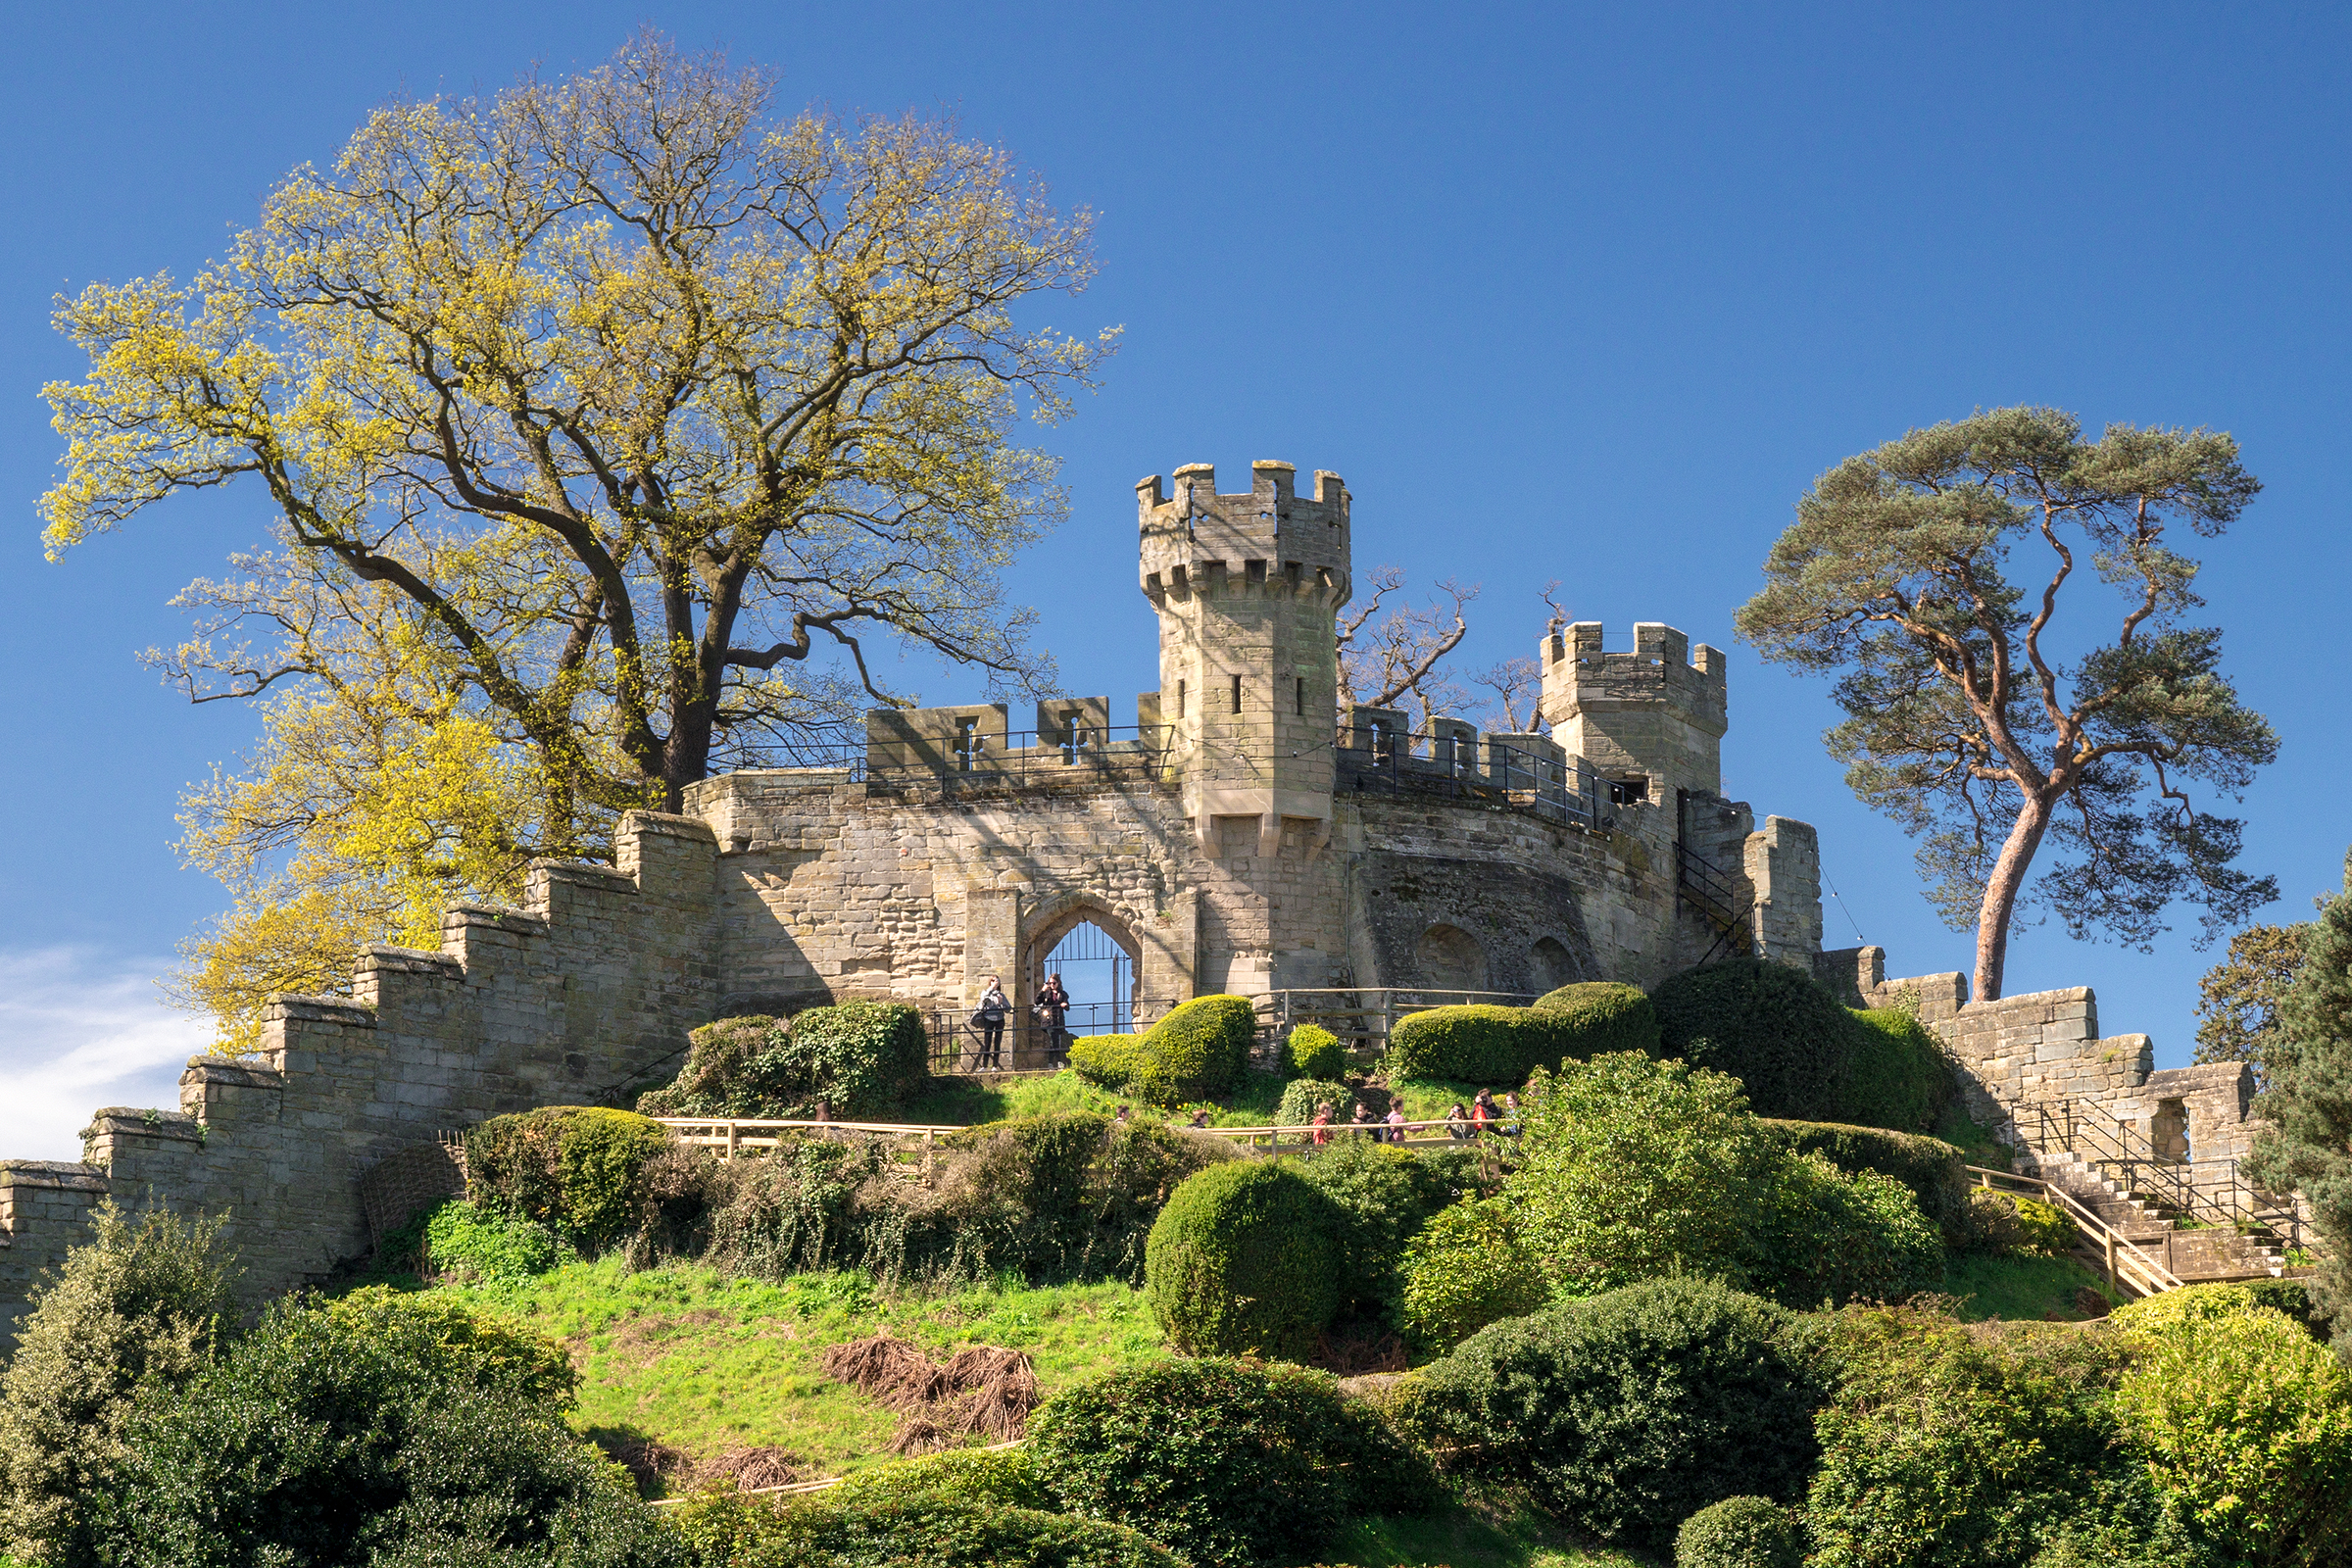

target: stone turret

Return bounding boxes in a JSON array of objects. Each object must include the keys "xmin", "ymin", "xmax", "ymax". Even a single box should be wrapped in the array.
[
  {"xmin": 1539, "ymin": 620, "xmax": 1728, "ymax": 809},
  {"xmin": 1139, "ymin": 461, "xmax": 1350, "ymax": 855}
]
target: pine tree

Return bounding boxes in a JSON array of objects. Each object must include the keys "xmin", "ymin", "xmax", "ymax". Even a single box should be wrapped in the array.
[{"xmin": 2247, "ymin": 849, "xmax": 2352, "ymax": 1341}]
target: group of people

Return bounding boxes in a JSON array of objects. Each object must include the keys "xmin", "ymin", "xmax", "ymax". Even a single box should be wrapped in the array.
[
  {"xmin": 967, "ymin": 971, "xmax": 1070, "ymax": 1070},
  {"xmin": 1304, "ymin": 1085, "xmax": 1517, "ymax": 1145}
]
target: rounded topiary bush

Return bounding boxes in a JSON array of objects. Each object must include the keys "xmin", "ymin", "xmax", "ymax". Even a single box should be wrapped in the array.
[
  {"xmin": 1028, "ymin": 1358, "xmax": 1431, "ymax": 1568},
  {"xmin": 1387, "ymin": 1004, "xmax": 1575, "ymax": 1084},
  {"xmin": 1067, "ymin": 1033, "xmax": 1146, "ymax": 1092},
  {"xmin": 1417, "ymin": 1275, "xmax": 1820, "ymax": 1551},
  {"xmin": 1144, "ymin": 1161, "xmax": 1343, "ymax": 1357},
  {"xmin": 1534, "ymin": 981, "xmax": 1662, "ymax": 1055},
  {"xmin": 1650, "ymin": 959, "xmax": 1858, "ymax": 1122},
  {"xmin": 1282, "ymin": 1022, "xmax": 1347, "ymax": 1081},
  {"xmin": 635, "ymin": 1001, "xmax": 929, "ymax": 1120},
  {"xmin": 1274, "ymin": 1078, "xmax": 1354, "ymax": 1129},
  {"xmin": 1676, "ymin": 1495, "xmax": 1803, "ymax": 1568},
  {"xmin": 1131, "ymin": 995, "xmax": 1256, "ymax": 1105}
]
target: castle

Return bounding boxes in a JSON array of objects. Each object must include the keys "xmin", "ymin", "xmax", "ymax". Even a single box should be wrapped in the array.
[{"xmin": 0, "ymin": 460, "xmax": 2276, "ymax": 1336}]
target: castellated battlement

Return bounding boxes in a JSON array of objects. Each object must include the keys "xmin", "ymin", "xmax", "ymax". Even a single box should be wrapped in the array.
[
  {"xmin": 1539, "ymin": 620, "xmax": 1730, "ymax": 805},
  {"xmin": 1138, "ymin": 460, "xmax": 1351, "ymax": 608}
]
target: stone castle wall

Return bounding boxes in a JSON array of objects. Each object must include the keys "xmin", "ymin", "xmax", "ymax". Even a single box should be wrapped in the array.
[{"xmin": 0, "ymin": 812, "xmax": 722, "ymax": 1341}]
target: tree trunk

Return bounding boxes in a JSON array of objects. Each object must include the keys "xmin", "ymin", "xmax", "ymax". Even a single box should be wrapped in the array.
[{"xmin": 1975, "ymin": 794, "xmax": 2054, "ymax": 1003}]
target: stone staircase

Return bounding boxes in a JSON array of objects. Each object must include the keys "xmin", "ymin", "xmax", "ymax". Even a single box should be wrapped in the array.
[{"xmin": 2030, "ymin": 1152, "xmax": 2293, "ymax": 1284}]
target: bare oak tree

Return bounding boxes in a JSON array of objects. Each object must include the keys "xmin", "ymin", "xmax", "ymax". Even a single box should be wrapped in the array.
[{"xmin": 1337, "ymin": 567, "xmax": 1476, "ymax": 729}]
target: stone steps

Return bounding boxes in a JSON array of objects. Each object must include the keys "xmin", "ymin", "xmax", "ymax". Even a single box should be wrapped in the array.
[{"xmin": 2034, "ymin": 1153, "xmax": 2288, "ymax": 1282}]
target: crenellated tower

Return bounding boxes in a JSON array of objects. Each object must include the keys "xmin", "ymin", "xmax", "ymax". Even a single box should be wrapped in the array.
[
  {"xmin": 1539, "ymin": 620, "xmax": 1728, "ymax": 809},
  {"xmin": 1138, "ymin": 460, "xmax": 1351, "ymax": 856}
]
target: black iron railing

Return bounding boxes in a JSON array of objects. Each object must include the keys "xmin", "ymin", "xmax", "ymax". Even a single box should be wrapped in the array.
[
  {"xmin": 921, "ymin": 999, "xmax": 1177, "ymax": 1074},
  {"xmin": 1675, "ymin": 843, "xmax": 1754, "ymax": 963},
  {"xmin": 2015, "ymin": 1097, "xmax": 2313, "ymax": 1254},
  {"xmin": 1336, "ymin": 727, "xmax": 1614, "ymax": 833}
]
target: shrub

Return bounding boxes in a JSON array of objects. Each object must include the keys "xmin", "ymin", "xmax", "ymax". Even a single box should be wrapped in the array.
[
  {"xmin": 1803, "ymin": 1305, "xmax": 2136, "ymax": 1568},
  {"xmin": 467, "ymin": 1106, "xmax": 671, "ymax": 1248},
  {"xmin": 1506, "ymin": 1052, "xmax": 1779, "ymax": 1296},
  {"xmin": 1416, "ymin": 1276, "xmax": 1820, "ymax": 1551},
  {"xmin": 1134, "ymin": 995, "xmax": 1256, "ymax": 1105},
  {"xmin": 1762, "ymin": 1119, "xmax": 1971, "ymax": 1243},
  {"xmin": 637, "ymin": 1002, "xmax": 929, "ymax": 1121},
  {"xmin": 2111, "ymin": 1284, "xmax": 2352, "ymax": 1566},
  {"xmin": 0, "ymin": 1201, "xmax": 231, "ymax": 1566},
  {"xmin": 828, "ymin": 1445, "xmax": 1051, "ymax": 1510},
  {"xmin": 691, "ymin": 1112, "xmax": 1236, "ymax": 1290},
  {"xmin": 1282, "ymin": 1022, "xmax": 1347, "ymax": 1080},
  {"xmin": 1385, "ymin": 1004, "xmax": 1573, "ymax": 1084},
  {"xmin": 1067, "ymin": 1033, "xmax": 1146, "ymax": 1092},
  {"xmin": 80, "ymin": 1291, "xmax": 669, "ymax": 1567},
  {"xmin": 2245, "ymin": 1277, "xmax": 2330, "ymax": 1341},
  {"xmin": 2010, "ymin": 1195, "xmax": 2073, "ymax": 1254},
  {"xmin": 1759, "ymin": 1152, "xmax": 1944, "ymax": 1308},
  {"xmin": 1274, "ymin": 1078, "xmax": 1354, "ymax": 1129},
  {"xmin": 1397, "ymin": 1197, "xmax": 1548, "ymax": 1349},
  {"xmin": 1843, "ymin": 1006, "xmax": 1954, "ymax": 1132},
  {"xmin": 1533, "ymin": 980, "xmax": 1662, "ymax": 1054},
  {"xmin": 1293, "ymin": 1139, "xmax": 1458, "ymax": 1321},
  {"xmin": 1651, "ymin": 958, "xmax": 1859, "ymax": 1122},
  {"xmin": 787, "ymin": 1000, "xmax": 933, "ymax": 1113},
  {"xmin": 421, "ymin": 1198, "xmax": 561, "ymax": 1281},
  {"xmin": 1676, "ymin": 1495, "xmax": 1803, "ymax": 1568},
  {"xmin": 1028, "ymin": 1358, "xmax": 1431, "ymax": 1568},
  {"xmin": 1145, "ymin": 1161, "xmax": 1345, "ymax": 1357},
  {"xmin": 669, "ymin": 1494, "xmax": 1181, "ymax": 1568}
]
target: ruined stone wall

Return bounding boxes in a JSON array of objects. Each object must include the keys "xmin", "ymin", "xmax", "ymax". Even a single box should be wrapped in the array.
[
  {"xmin": 1815, "ymin": 944, "xmax": 2261, "ymax": 1174},
  {"xmin": 0, "ymin": 811, "xmax": 721, "ymax": 1340}
]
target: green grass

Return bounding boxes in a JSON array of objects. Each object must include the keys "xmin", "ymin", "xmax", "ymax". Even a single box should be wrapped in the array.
[
  {"xmin": 441, "ymin": 1256, "xmax": 1165, "ymax": 1489},
  {"xmin": 1937, "ymin": 1250, "xmax": 2120, "ymax": 1322},
  {"xmin": 899, "ymin": 1067, "xmax": 1301, "ymax": 1129},
  {"xmin": 1934, "ymin": 1102, "xmax": 2014, "ymax": 1170},
  {"xmin": 1331, "ymin": 1495, "xmax": 1658, "ymax": 1568}
]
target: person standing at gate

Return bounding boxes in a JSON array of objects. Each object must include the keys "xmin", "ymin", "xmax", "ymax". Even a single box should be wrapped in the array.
[
  {"xmin": 1036, "ymin": 971, "xmax": 1071, "ymax": 1061},
  {"xmin": 974, "ymin": 975, "xmax": 1008, "ymax": 1069}
]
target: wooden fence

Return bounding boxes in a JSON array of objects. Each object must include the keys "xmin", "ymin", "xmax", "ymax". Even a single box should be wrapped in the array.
[
  {"xmin": 652, "ymin": 1115, "xmax": 1516, "ymax": 1160},
  {"xmin": 1966, "ymin": 1163, "xmax": 2184, "ymax": 1298}
]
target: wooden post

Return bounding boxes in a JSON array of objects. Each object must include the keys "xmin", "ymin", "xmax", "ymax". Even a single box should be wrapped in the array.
[
  {"xmin": 726, "ymin": 1120, "xmax": 741, "ymax": 1161},
  {"xmin": 2104, "ymin": 1231, "xmax": 2117, "ymax": 1290}
]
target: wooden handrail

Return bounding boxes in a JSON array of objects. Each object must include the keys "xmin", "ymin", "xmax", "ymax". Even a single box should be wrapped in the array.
[{"xmin": 1966, "ymin": 1163, "xmax": 2184, "ymax": 1298}]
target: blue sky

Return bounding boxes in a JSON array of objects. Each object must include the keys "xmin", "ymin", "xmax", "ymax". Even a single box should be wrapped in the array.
[{"xmin": 4, "ymin": 3, "xmax": 2347, "ymax": 1157}]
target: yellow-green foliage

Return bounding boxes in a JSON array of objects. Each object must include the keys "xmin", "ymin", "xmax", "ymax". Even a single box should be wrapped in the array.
[
  {"xmin": 320, "ymin": 1286, "xmax": 577, "ymax": 1405},
  {"xmin": 1761, "ymin": 1119, "xmax": 1971, "ymax": 1243},
  {"xmin": 827, "ymin": 1446, "xmax": 1050, "ymax": 1510},
  {"xmin": 1283, "ymin": 1022, "xmax": 1347, "ymax": 1080},
  {"xmin": 1073, "ymin": 996, "xmax": 1254, "ymax": 1107},
  {"xmin": 1397, "ymin": 1197, "xmax": 1548, "ymax": 1350},
  {"xmin": 1388, "ymin": 1004, "xmax": 1577, "ymax": 1085},
  {"xmin": 2112, "ymin": 1283, "xmax": 2352, "ymax": 1566}
]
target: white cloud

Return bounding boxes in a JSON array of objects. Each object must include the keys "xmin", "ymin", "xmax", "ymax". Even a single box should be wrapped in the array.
[{"xmin": 0, "ymin": 948, "xmax": 215, "ymax": 1163}]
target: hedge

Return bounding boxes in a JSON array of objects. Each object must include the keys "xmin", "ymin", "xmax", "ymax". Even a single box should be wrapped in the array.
[
  {"xmin": 1533, "ymin": 981, "xmax": 1661, "ymax": 1054},
  {"xmin": 1651, "ymin": 959, "xmax": 1857, "ymax": 1122},
  {"xmin": 1072, "ymin": 995, "xmax": 1255, "ymax": 1106},
  {"xmin": 1676, "ymin": 1495, "xmax": 1804, "ymax": 1568},
  {"xmin": 1386, "ymin": 1004, "xmax": 1572, "ymax": 1084},
  {"xmin": 1143, "ymin": 1161, "xmax": 1344, "ymax": 1357},
  {"xmin": 1760, "ymin": 1120, "xmax": 1970, "ymax": 1245},
  {"xmin": 1844, "ymin": 1006, "xmax": 1954, "ymax": 1133}
]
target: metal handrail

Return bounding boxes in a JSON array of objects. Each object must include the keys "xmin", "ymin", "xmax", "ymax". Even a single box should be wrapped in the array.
[
  {"xmin": 1967, "ymin": 1163, "xmax": 2184, "ymax": 1298},
  {"xmin": 1675, "ymin": 843, "xmax": 1754, "ymax": 963},
  {"xmin": 1337, "ymin": 727, "xmax": 1617, "ymax": 834},
  {"xmin": 2012, "ymin": 1097, "xmax": 2309, "ymax": 1253}
]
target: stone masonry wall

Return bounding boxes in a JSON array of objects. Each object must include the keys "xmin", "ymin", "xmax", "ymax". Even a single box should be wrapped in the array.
[{"xmin": 0, "ymin": 811, "xmax": 721, "ymax": 1341}]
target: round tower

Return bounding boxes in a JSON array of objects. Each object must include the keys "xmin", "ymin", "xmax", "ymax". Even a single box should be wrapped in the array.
[{"xmin": 1138, "ymin": 460, "xmax": 1351, "ymax": 855}]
